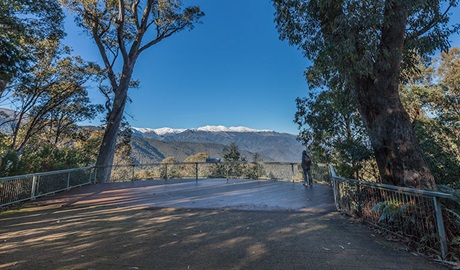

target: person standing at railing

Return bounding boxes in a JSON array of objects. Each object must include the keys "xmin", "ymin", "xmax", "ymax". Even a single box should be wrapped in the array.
[{"xmin": 301, "ymin": 150, "xmax": 313, "ymax": 187}]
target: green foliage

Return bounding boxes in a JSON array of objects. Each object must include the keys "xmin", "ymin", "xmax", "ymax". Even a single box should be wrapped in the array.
[
  {"xmin": 0, "ymin": 29, "xmax": 103, "ymax": 177},
  {"xmin": 210, "ymin": 142, "xmax": 247, "ymax": 178},
  {"xmin": 399, "ymin": 49, "xmax": 460, "ymax": 188},
  {"xmin": 0, "ymin": 0, "xmax": 65, "ymax": 90},
  {"xmin": 294, "ymin": 88, "xmax": 374, "ymax": 180},
  {"xmin": 223, "ymin": 142, "xmax": 246, "ymax": 177},
  {"xmin": 0, "ymin": 128, "xmax": 102, "ymax": 177},
  {"xmin": 273, "ymin": 0, "xmax": 457, "ymax": 86},
  {"xmin": 2, "ymin": 39, "xmax": 103, "ymax": 152},
  {"xmin": 245, "ymin": 153, "xmax": 265, "ymax": 180},
  {"xmin": 223, "ymin": 142, "xmax": 246, "ymax": 162},
  {"xmin": 416, "ymin": 119, "xmax": 460, "ymax": 188},
  {"xmin": 8, "ymin": 145, "xmax": 88, "ymax": 175},
  {"xmin": 0, "ymin": 148, "xmax": 20, "ymax": 176},
  {"xmin": 371, "ymin": 200, "xmax": 415, "ymax": 224},
  {"xmin": 20, "ymin": 145, "xmax": 80, "ymax": 173},
  {"xmin": 452, "ymin": 237, "xmax": 460, "ymax": 246}
]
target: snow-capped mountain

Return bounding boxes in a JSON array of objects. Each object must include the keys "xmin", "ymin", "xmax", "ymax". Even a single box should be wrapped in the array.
[
  {"xmin": 195, "ymin": 125, "xmax": 272, "ymax": 133},
  {"xmin": 132, "ymin": 125, "xmax": 272, "ymax": 136},
  {"xmin": 135, "ymin": 127, "xmax": 187, "ymax": 136},
  {"xmin": 131, "ymin": 125, "xmax": 304, "ymax": 163}
]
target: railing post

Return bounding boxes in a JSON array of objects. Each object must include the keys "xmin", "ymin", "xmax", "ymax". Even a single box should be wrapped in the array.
[
  {"xmin": 357, "ymin": 184, "xmax": 362, "ymax": 215},
  {"xmin": 89, "ymin": 168, "xmax": 94, "ymax": 184},
  {"xmin": 195, "ymin": 163, "xmax": 199, "ymax": 181},
  {"xmin": 329, "ymin": 165, "xmax": 340, "ymax": 211},
  {"xmin": 291, "ymin": 163, "xmax": 294, "ymax": 182},
  {"xmin": 31, "ymin": 175, "xmax": 38, "ymax": 200},
  {"xmin": 165, "ymin": 164, "xmax": 168, "ymax": 180},
  {"xmin": 67, "ymin": 171, "xmax": 71, "ymax": 190},
  {"xmin": 256, "ymin": 163, "xmax": 260, "ymax": 181},
  {"xmin": 333, "ymin": 178, "xmax": 340, "ymax": 210},
  {"xmin": 433, "ymin": 196, "xmax": 448, "ymax": 258},
  {"xmin": 131, "ymin": 165, "xmax": 135, "ymax": 182},
  {"xmin": 93, "ymin": 167, "xmax": 97, "ymax": 184}
]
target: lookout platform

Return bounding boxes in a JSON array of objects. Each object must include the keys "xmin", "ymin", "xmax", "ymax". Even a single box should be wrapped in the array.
[{"xmin": 0, "ymin": 179, "xmax": 447, "ymax": 269}]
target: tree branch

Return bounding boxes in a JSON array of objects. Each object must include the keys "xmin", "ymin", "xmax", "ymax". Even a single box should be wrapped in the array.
[
  {"xmin": 127, "ymin": 0, "xmax": 154, "ymax": 59},
  {"xmin": 116, "ymin": 0, "xmax": 129, "ymax": 63},
  {"xmin": 132, "ymin": 0, "xmax": 141, "ymax": 29},
  {"xmin": 86, "ymin": 6, "xmax": 118, "ymax": 89},
  {"xmin": 407, "ymin": 3, "xmax": 454, "ymax": 41},
  {"xmin": 138, "ymin": 26, "xmax": 182, "ymax": 54}
]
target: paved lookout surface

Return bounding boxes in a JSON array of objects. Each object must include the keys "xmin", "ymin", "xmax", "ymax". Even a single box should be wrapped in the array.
[{"xmin": 0, "ymin": 179, "xmax": 448, "ymax": 269}]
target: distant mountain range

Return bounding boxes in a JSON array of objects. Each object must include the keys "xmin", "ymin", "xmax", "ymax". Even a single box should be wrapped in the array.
[
  {"xmin": 131, "ymin": 126, "xmax": 304, "ymax": 163},
  {"xmin": 0, "ymin": 107, "xmax": 304, "ymax": 163}
]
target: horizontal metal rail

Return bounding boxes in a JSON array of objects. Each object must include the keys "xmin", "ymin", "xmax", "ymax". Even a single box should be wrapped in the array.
[
  {"xmin": 329, "ymin": 165, "xmax": 454, "ymax": 259},
  {"xmin": 0, "ymin": 166, "xmax": 94, "ymax": 183},
  {"xmin": 1, "ymin": 162, "xmax": 329, "ymax": 208},
  {"xmin": 329, "ymin": 165, "xmax": 452, "ymax": 199},
  {"xmin": 96, "ymin": 161, "xmax": 330, "ymax": 184},
  {"xmin": 0, "ymin": 167, "xmax": 95, "ymax": 207}
]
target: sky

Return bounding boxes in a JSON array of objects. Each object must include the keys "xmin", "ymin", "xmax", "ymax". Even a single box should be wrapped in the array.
[{"xmin": 63, "ymin": 0, "xmax": 460, "ymax": 135}]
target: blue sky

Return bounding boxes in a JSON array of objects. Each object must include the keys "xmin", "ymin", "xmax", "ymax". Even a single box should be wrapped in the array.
[{"xmin": 64, "ymin": 0, "xmax": 460, "ymax": 135}]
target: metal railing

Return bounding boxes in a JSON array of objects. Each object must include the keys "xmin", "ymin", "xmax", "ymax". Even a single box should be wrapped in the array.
[
  {"xmin": 0, "ymin": 167, "xmax": 95, "ymax": 207},
  {"xmin": 4, "ymin": 161, "xmax": 455, "ymax": 258},
  {"xmin": 98, "ymin": 161, "xmax": 331, "ymax": 184},
  {"xmin": 0, "ymin": 162, "xmax": 329, "ymax": 208},
  {"xmin": 329, "ymin": 165, "xmax": 455, "ymax": 258}
]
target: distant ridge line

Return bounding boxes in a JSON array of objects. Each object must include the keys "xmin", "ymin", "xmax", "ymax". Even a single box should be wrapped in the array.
[{"xmin": 132, "ymin": 125, "xmax": 274, "ymax": 136}]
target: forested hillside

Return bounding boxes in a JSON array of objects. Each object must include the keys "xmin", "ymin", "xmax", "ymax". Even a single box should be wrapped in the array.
[
  {"xmin": 131, "ymin": 127, "xmax": 304, "ymax": 163},
  {"xmin": 130, "ymin": 136, "xmax": 263, "ymax": 164}
]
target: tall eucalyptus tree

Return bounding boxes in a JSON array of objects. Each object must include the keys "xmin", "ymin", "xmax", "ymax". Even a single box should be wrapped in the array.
[
  {"xmin": 61, "ymin": 0, "xmax": 204, "ymax": 182},
  {"xmin": 274, "ymin": 0, "xmax": 459, "ymax": 189}
]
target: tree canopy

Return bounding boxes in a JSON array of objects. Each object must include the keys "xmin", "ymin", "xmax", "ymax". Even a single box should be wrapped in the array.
[
  {"xmin": 0, "ymin": 0, "xmax": 65, "ymax": 93},
  {"xmin": 295, "ymin": 88, "xmax": 374, "ymax": 180},
  {"xmin": 274, "ymin": 0, "xmax": 459, "ymax": 189},
  {"xmin": 400, "ymin": 48, "xmax": 460, "ymax": 188}
]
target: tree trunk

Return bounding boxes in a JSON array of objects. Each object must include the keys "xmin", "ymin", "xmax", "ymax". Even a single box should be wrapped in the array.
[
  {"xmin": 95, "ymin": 87, "xmax": 129, "ymax": 183},
  {"xmin": 0, "ymin": 81, "xmax": 5, "ymax": 97},
  {"xmin": 354, "ymin": 78, "xmax": 435, "ymax": 189},
  {"xmin": 352, "ymin": 1, "xmax": 435, "ymax": 189}
]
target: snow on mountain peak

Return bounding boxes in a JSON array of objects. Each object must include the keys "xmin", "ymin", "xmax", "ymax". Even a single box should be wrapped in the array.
[
  {"xmin": 132, "ymin": 127, "xmax": 156, "ymax": 133},
  {"xmin": 133, "ymin": 125, "xmax": 273, "ymax": 135},
  {"xmin": 132, "ymin": 127, "xmax": 186, "ymax": 135},
  {"xmin": 196, "ymin": 125, "xmax": 229, "ymax": 132},
  {"xmin": 153, "ymin": 127, "xmax": 187, "ymax": 135},
  {"xmin": 196, "ymin": 125, "xmax": 272, "ymax": 133}
]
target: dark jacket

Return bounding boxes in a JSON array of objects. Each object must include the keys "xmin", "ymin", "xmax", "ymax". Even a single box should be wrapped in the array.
[{"xmin": 301, "ymin": 151, "xmax": 312, "ymax": 169}]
